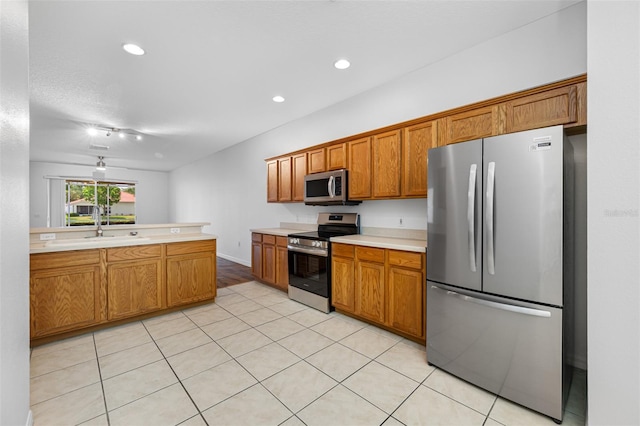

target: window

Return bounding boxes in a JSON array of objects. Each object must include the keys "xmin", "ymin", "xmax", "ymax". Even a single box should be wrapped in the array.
[{"xmin": 64, "ymin": 180, "xmax": 136, "ymax": 226}]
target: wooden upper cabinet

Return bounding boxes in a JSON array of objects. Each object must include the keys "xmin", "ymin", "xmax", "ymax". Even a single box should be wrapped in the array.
[
  {"xmin": 506, "ymin": 85, "xmax": 578, "ymax": 133},
  {"xmin": 403, "ymin": 121, "xmax": 438, "ymax": 197},
  {"xmin": 348, "ymin": 137, "xmax": 372, "ymax": 199},
  {"xmin": 326, "ymin": 143, "xmax": 348, "ymax": 170},
  {"xmin": 442, "ymin": 104, "xmax": 506, "ymax": 145},
  {"xmin": 292, "ymin": 153, "xmax": 307, "ymax": 202},
  {"xmin": 278, "ymin": 157, "xmax": 292, "ymax": 202},
  {"xmin": 372, "ymin": 130, "xmax": 402, "ymax": 198},
  {"xmin": 267, "ymin": 160, "xmax": 278, "ymax": 202},
  {"xmin": 307, "ymin": 148, "xmax": 326, "ymax": 174}
]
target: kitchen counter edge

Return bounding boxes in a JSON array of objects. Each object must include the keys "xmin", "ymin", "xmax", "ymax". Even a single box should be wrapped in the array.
[{"xmin": 330, "ymin": 235, "xmax": 427, "ymax": 253}]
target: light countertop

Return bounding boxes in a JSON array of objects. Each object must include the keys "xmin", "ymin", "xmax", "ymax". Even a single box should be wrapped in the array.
[
  {"xmin": 30, "ymin": 232, "xmax": 216, "ymax": 254},
  {"xmin": 331, "ymin": 234, "xmax": 427, "ymax": 253},
  {"xmin": 249, "ymin": 228, "xmax": 302, "ymax": 237}
]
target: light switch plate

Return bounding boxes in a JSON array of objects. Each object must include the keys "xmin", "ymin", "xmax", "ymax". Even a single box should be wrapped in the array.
[{"xmin": 170, "ymin": 228, "xmax": 180, "ymax": 234}]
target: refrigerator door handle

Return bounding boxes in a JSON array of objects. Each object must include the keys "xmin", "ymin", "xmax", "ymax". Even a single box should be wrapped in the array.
[
  {"xmin": 467, "ymin": 164, "xmax": 477, "ymax": 272},
  {"xmin": 435, "ymin": 286, "xmax": 551, "ymax": 318},
  {"xmin": 486, "ymin": 161, "xmax": 496, "ymax": 275}
]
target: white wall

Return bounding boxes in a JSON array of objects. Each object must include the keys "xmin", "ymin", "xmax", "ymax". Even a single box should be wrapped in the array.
[
  {"xmin": 0, "ymin": 1, "xmax": 31, "ymax": 424},
  {"xmin": 29, "ymin": 162, "xmax": 170, "ymax": 228},
  {"xmin": 587, "ymin": 1, "xmax": 640, "ymax": 425}
]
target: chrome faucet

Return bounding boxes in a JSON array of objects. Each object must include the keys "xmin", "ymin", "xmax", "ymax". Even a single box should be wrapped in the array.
[{"xmin": 93, "ymin": 207, "xmax": 103, "ymax": 237}]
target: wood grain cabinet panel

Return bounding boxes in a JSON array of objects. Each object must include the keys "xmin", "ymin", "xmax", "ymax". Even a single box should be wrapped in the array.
[
  {"xmin": 506, "ymin": 85, "xmax": 578, "ymax": 133},
  {"xmin": 107, "ymin": 259, "xmax": 162, "ymax": 320},
  {"xmin": 387, "ymin": 265, "xmax": 424, "ymax": 338},
  {"xmin": 167, "ymin": 251, "xmax": 216, "ymax": 307},
  {"xmin": 331, "ymin": 245, "xmax": 355, "ymax": 312},
  {"xmin": 251, "ymin": 238, "xmax": 263, "ymax": 279},
  {"xmin": 372, "ymin": 130, "xmax": 402, "ymax": 198},
  {"xmin": 275, "ymin": 236, "xmax": 289, "ymax": 291},
  {"xmin": 267, "ymin": 160, "xmax": 278, "ymax": 202},
  {"xmin": 30, "ymin": 265, "xmax": 101, "ymax": 338},
  {"xmin": 307, "ymin": 148, "xmax": 326, "ymax": 174},
  {"xmin": 348, "ymin": 137, "xmax": 372, "ymax": 199},
  {"xmin": 443, "ymin": 104, "xmax": 506, "ymax": 145},
  {"xmin": 292, "ymin": 153, "xmax": 307, "ymax": 202},
  {"xmin": 326, "ymin": 143, "xmax": 347, "ymax": 170},
  {"xmin": 355, "ymin": 260, "xmax": 385, "ymax": 323},
  {"xmin": 403, "ymin": 121, "xmax": 438, "ymax": 197},
  {"xmin": 278, "ymin": 157, "xmax": 292, "ymax": 202}
]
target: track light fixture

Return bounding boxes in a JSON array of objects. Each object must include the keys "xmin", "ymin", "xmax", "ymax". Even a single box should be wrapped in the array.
[
  {"xmin": 87, "ymin": 125, "xmax": 143, "ymax": 141},
  {"xmin": 96, "ymin": 156, "xmax": 107, "ymax": 171}
]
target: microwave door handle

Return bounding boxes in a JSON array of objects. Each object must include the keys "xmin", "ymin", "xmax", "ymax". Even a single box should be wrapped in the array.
[{"xmin": 328, "ymin": 175, "xmax": 335, "ymax": 198}]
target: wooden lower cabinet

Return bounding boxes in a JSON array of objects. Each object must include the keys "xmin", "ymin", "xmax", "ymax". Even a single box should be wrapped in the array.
[
  {"xmin": 30, "ymin": 263, "xmax": 102, "ymax": 338},
  {"xmin": 331, "ymin": 243, "xmax": 426, "ymax": 341},
  {"xmin": 331, "ymin": 244, "xmax": 355, "ymax": 311},
  {"xmin": 30, "ymin": 239, "xmax": 217, "ymax": 344},
  {"xmin": 251, "ymin": 232, "xmax": 288, "ymax": 292},
  {"xmin": 166, "ymin": 240, "xmax": 217, "ymax": 307}
]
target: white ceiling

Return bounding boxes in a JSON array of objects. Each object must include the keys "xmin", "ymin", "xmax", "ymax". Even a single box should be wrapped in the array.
[{"xmin": 29, "ymin": 0, "xmax": 581, "ymax": 172}]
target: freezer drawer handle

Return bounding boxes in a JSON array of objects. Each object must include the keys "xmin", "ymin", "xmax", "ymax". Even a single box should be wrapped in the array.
[
  {"xmin": 486, "ymin": 161, "xmax": 496, "ymax": 275},
  {"xmin": 467, "ymin": 164, "xmax": 477, "ymax": 272},
  {"xmin": 437, "ymin": 287, "xmax": 551, "ymax": 318}
]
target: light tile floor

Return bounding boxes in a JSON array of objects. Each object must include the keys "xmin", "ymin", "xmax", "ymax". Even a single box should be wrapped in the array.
[{"xmin": 30, "ymin": 281, "xmax": 587, "ymax": 426}]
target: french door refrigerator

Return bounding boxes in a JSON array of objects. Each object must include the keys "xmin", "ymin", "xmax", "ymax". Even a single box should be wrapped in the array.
[{"xmin": 426, "ymin": 125, "xmax": 574, "ymax": 423}]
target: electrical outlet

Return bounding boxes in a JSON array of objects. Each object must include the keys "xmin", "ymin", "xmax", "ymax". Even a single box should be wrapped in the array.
[
  {"xmin": 40, "ymin": 233, "xmax": 56, "ymax": 241},
  {"xmin": 170, "ymin": 228, "xmax": 180, "ymax": 234}
]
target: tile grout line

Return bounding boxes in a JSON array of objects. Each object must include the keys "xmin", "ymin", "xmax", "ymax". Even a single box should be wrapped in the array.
[{"xmin": 92, "ymin": 332, "xmax": 112, "ymax": 426}]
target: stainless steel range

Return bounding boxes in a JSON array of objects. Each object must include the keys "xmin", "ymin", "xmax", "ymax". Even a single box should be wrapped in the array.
[{"xmin": 287, "ymin": 213, "xmax": 359, "ymax": 313}]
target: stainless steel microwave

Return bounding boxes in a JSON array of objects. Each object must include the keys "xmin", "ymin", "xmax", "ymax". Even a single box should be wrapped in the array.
[{"xmin": 304, "ymin": 169, "xmax": 361, "ymax": 206}]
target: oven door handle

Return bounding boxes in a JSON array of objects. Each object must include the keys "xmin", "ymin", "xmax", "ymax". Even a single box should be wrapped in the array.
[{"xmin": 287, "ymin": 246, "xmax": 328, "ymax": 257}]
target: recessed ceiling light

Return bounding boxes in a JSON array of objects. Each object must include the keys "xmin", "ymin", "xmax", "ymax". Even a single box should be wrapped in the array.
[
  {"xmin": 272, "ymin": 95, "xmax": 285, "ymax": 103},
  {"xmin": 136, "ymin": 135, "xmax": 142, "ymax": 141},
  {"xmin": 334, "ymin": 59, "xmax": 351, "ymax": 70},
  {"xmin": 119, "ymin": 132, "xmax": 125, "ymax": 139},
  {"xmin": 122, "ymin": 43, "xmax": 145, "ymax": 56},
  {"xmin": 87, "ymin": 127, "xmax": 98, "ymax": 136}
]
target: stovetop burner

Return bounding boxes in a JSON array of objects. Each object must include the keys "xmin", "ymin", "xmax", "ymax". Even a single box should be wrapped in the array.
[{"xmin": 288, "ymin": 213, "xmax": 360, "ymax": 241}]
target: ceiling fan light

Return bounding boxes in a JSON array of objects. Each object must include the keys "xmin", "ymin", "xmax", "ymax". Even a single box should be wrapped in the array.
[
  {"xmin": 87, "ymin": 127, "xmax": 98, "ymax": 136},
  {"xmin": 123, "ymin": 43, "xmax": 145, "ymax": 56},
  {"xmin": 272, "ymin": 95, "xmax": 285, "ymax": 103},
  {"xmin": 119, "ymin": 133, "xmax": 126, "ymax": 139},
  {"xmin": 96, "ymin": 156, "xmax": 107, "ymax": 171},
  {"xmin": 136, "ymin": 135, "xmax": 142, "ymax": 141}
]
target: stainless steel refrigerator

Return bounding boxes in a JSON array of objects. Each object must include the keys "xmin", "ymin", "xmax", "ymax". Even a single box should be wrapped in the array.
[{"xmin": 426, "ymin": 125, "xmax": 574, "ymax": 423}]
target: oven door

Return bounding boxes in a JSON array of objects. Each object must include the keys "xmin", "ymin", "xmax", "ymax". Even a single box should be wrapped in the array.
[{"xmin": 288, "ymin": 249, "xmax": 329, "ymax": 298}]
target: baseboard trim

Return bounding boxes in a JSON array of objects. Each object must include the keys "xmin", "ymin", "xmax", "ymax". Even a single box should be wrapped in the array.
[
  {"xmin": 26, "ymin": 410, "xmax": 33, "ymax": 426},
  {"xmin": 217, "ymin": 253, "xmax": 250, "ymax": 268}
]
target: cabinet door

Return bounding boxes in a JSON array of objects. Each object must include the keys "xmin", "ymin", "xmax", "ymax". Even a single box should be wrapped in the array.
[
  {"xmin": 327, "ymin": 143, "xmax": 347, "ymax": 170},
  {"xmin": 30, "ymin": 265, "xmax": 101, "ymax": 337},
  {"xmin": 278, "ymin": 157, "xmax": 292, "ymax": 202},
  {"xmin": 107, "ymin": 259, "xmax": 163, "ymax": 320},
  {"xmin": 348, "ymin": 137, "xmax": 372, "ymax": 199},
  {"xmin": 251, "ymin": 234, "xmax": 263, "ymax": 279},
  {"xmin": 167, "ymin": 252, "xmax": 216, "ymax": 307},
  {"xmin": 275, "ymin": 237, "xmax": 289, "ymax": 291},
  {"xmin": 388, "ymin": 266, "xmax": 424, "ymax": 338},
  {"xmin": 308, "ymin": 148, "xmax": 326, "ymax": 174},
  {"xmin": 443, "ymin": 104, "xmax": 506, "ymax": 145},
  {"xmin": 403, "ymin": 121, "xmax": 437, "ymax": 197},
  {"xmin": 373, "ymin": 130, "xmax": 402, "ymax": 198},
  {"xmin": 355, "ymin": 260, "xmax": 385, "ymax": 324},
  {"xmin": 267, "ymin": 160, "xmax": 278, "ymax": 202},
  {"xmin": 292, "ymin": 153, "xmax": 307, "ymax": 202},
  {"xmin": 262, "ymin": 240, "xmax": 276, "ymax": 284},
  {"xmin": 332, "ymin": 256, "xmax": 355, "ymax": 312},
  {"xmin": 506, "ymin": 85, "xmax": 578, "ymax": 133}
]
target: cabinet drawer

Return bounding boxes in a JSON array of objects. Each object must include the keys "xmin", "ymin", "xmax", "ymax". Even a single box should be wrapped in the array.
[
  {"xmin": 30, "ymin": 249, "xmax": 100, "ymax": 271},
  {"xmin": 107, "ymin": 244, "xmax": 162, "ymax": 262},
  {"xmin": 252, "ymin": 233, "xmax": 263, "ymax": 242},
  {"xmin": 356, "ymin": 246, "xmax": 385, "ymax": 263},
  {"xmin": 388, "ymin": 250, "xmax": 423, "ymax": 270},
  {"xmin": 276, "ymin": 236, "xmax": 288, "ymax": 247},
  {"xmin": 332, "ymin": 243, "xmax": 354, "ymax": 258},
  {"xmin": 262, "ymin": 234, "xmax": 276, "ymax": 245},
  {"xmin": 166, "ymin": 240, "xmax": 216, "ymax": 256}
]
